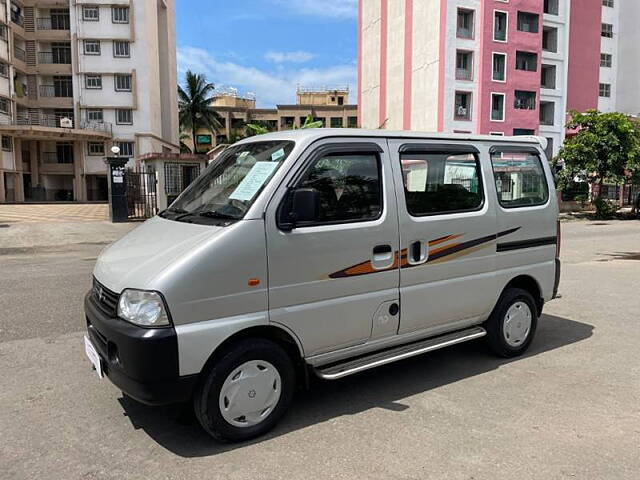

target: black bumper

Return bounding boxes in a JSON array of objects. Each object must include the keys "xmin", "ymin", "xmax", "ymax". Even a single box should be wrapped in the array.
[{"xmin": 84, "ymin": 292, "xmax": 197, "ymax": 405}]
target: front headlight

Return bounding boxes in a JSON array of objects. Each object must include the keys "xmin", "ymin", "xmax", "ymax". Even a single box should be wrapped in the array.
[{"xmin": 117, "ymin": 289, "xmax": 171, "ymax": 327}]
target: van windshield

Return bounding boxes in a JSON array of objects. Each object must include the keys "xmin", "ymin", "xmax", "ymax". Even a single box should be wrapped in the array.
[{"xmin": 160, "ymin": 140, "xmax": 294, "ymax": 224}]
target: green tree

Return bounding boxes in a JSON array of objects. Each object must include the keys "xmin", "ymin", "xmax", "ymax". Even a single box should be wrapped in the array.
[
  {"xmin": 294, "ymin": 115, "xmax": 323, "ymax": 129},
  {"xmin": 178, "ymin": 71, "xmax": 222, "ymax": 153},
  {"xmin": 557, "ymin": 110, "xmax": 640, "ymax": 198}
]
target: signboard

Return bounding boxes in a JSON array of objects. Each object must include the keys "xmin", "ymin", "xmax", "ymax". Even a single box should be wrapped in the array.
[{"xmin": 196, "ymin": 135, "xmax": 212, "ymax": 145}]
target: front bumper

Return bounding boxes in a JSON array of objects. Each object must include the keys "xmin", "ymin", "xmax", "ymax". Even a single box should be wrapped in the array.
[{"xmin": 84, "ymin": 292, "xmax": 197, "ymax": 405}]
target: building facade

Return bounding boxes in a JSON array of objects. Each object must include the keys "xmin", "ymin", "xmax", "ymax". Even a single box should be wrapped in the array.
[
  {"xmin": 0, "ymin": 0, "xmax": 178, "ymax": 204},
  {"xmin": 189, "ymin": 87, "xmax": 358, "ymax": 152},
  {"xmin": 358, "ymin": 0, "xmax": 639, "ymax": 158}
]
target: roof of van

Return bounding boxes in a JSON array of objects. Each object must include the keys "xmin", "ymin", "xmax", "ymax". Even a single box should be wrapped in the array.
[{"xmin": 235, "ymin": 128, "xmax": 546, "ymax": 148}]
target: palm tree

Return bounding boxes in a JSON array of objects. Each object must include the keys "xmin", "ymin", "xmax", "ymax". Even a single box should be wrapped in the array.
[{"xmin": 178, "ymin": 71, "xmax": 222, "ymax": 153}]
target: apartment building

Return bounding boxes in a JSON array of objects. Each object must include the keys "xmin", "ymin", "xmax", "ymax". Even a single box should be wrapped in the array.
[
  {"xmin": 189, "ymin": 87, "xmax": 358, "ymax": 151},
  {"xmin": 0, "ymin": 0, "xmax": 178, "ymax": 204},
  {"xmin": 358, "ymin": 0, "xmax": 639, "ymax": 159}
]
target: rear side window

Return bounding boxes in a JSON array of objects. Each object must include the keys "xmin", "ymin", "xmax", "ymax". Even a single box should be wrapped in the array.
[
  {"xmin": 399, "ymin": 152, "xmax": 484, "ymax": 215},
  {"xmin": 295, "ymin": 153, "xmax": 382, "ymax": 224},
  {"xmin": 490, "ymin": 149, "xmax": 549, "ymax": 207}
]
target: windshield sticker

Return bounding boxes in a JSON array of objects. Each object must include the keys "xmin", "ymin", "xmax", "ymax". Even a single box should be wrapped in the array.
[
  {"xmin": 229, "ymin": 161, "xmax": 279, "ymax": 201},
  {"xmin": 271, "ymin": 148, "xmax": 286, "ymax": 161}
]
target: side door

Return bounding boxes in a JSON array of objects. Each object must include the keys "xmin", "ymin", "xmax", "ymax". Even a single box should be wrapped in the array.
[
  {"xmin": 388, "ymin": 140, "xmax": 498, "ymax": 336},
  {"xmin": 265, "ymin": 139, "xmax": 401, "ymax": 357}
]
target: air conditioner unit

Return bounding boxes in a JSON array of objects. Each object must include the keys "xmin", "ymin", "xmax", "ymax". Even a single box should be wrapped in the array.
[
  {"xmin": 60, "ymin": 117, "xmax": 73, "ymax": 128},
  {"xmin": 457, "ymin": 106, "xmax": 468, "ymax": 117}
]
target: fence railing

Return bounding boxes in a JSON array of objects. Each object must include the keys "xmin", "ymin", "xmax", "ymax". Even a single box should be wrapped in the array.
[
  {"xmin": 456, "ymin": 68, "xmax": 472, "ymax": 81},
  {"xmin": 0, "ymin": 112, "xmax": 113, "ymax": 135},
  {"xmin": 38, "ymin": 50, "xmax": 72, "ymax": 64},
  {"xmin": 36, "ymin": 17, "xmax": 71, "ymax": 30},
  {"xmin": 39, "ymin": 84, "xmax": 73, "ymax": 98}
]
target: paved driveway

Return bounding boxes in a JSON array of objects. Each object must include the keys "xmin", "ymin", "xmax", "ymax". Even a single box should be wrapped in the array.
[
  {"xmin": 1, "ymin": 220, "xmax": 639, "ymax": 479},
  {"xmin": 0, "ymin": 203, "xmax": 108, "ymax": 223}
]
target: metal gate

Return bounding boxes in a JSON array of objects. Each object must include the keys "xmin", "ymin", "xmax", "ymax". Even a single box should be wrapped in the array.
[{"xmin": 124, "ymin": 167, "xmax": 158, "ymax": 220}]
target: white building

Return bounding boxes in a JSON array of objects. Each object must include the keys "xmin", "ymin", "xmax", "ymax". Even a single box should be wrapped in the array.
[{"xmin": 0, "ymin": 0, "xmax": 177, "ymax": 203}]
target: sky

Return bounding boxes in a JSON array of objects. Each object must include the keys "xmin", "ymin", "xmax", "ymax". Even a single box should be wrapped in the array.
[{"xmin": 176, "ymin": 0, "xmax": 358, "ymax": 108}]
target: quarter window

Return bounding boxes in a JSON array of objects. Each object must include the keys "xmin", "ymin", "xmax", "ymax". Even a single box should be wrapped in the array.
[
  {"xmin": 490, "ymin": 150, "xmax": 549, "ymax": 207},
  {"xmin": 399, "ymin": 151, "xmax": 483, "ymax": 216},
  {"xmin": 290, "ymin": 153, "xmax": 382, "ymax": 224}
]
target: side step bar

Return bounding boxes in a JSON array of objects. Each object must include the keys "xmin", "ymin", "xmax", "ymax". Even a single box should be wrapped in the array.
[{"xmin": 314, "ymin": 326, "xmax": 486, "ymax": 380}]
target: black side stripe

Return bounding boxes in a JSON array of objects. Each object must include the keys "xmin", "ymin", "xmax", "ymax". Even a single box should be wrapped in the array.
[{"xmin": 497, "ymin": 236, "xmax": 557, "ymax": 252}]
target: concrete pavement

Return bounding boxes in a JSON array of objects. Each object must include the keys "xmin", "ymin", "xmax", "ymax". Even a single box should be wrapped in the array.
[{"xmin": 1, "ymin": 220, "xmax": 639, "ymax": 479}]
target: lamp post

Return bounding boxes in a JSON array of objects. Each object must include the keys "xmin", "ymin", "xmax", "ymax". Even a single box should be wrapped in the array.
[{"xmin": 105, "ymin": 146, "xmax": 129, "ymax": 222}]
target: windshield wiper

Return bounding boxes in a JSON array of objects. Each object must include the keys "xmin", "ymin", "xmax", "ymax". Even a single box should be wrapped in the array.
[{"xmin": 196, "ymin": 210, "xmax": 239, "ymax": 221}]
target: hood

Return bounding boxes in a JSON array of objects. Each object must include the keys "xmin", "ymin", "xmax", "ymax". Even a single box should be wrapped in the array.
[{"xmin": 94, "ymin": 216, "xmax": 223, "ymax": 293}]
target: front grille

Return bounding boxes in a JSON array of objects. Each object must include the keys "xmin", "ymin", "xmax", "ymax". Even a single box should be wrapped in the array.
[{"xmin": 92, "ymin": 277, "xmax": 120, "ymax": 317}]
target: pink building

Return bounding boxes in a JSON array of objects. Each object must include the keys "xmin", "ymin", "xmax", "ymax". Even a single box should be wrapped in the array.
[{"xmin": 358, "ymin": 0, "xmax": 630, "ymax": 158}]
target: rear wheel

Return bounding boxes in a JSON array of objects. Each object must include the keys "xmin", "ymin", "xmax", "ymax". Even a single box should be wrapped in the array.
[
  {"xmin": 485, "ymin": 288, "xmax": 538, "ymax": 357},
  {"xmin": 193, "ymin": 338, "xmax": 295, "ymax": 442}
]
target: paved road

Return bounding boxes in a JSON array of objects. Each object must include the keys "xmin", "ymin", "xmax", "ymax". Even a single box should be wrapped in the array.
[{"xmin": 1, "ymin": 220, "xmax": 639, "ymax": 479}]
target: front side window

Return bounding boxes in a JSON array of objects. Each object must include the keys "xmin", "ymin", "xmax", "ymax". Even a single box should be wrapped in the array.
[
  {"xmin": 491, "ymin": 149, "xmax": 549, "ymax": 208},
  {"xmin": 281, "ymin": 152, "xmax": 382, "ymax": 226},
  {"xmin": 162, "ymin": 141, "xmax": 295, "ymax": 224},
  {"xmin": 400, "ymin": 151, "xmax": 483, "ymax": 216}
]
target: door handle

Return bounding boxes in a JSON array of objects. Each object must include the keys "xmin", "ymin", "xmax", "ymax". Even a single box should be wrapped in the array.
[
  {"xmin": 408, "ymin": 240, "xmax": 428, "ymax": 265},
  {"xmin": 373, "ymin": 244, "xmax": 392, "ymax": 255}
]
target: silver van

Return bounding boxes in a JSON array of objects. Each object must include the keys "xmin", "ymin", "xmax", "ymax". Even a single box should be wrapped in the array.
[{"xmin": 84, "ymin": 130, "xmax": 560, "ymax": 442}]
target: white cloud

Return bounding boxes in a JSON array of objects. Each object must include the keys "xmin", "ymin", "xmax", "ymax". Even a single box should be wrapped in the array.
[
  {"xmin": 177, "ymin": 46, "xmax": 356, "ymax": 108},
  {"xmin": 265, "ymin": 50, "xmax": 315, "ymax": 63},
  {"xmin": 271, "ymin": 0, "xmax": 357, "ymax": 19}
]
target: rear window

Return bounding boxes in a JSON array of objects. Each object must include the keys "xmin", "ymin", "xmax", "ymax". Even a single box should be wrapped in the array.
[
  {"xmin": 490, "ymin": 149, "xmax": 549, "ymax": 208},
  {"xmin": 399, "ymin": 151, "xmax": 484, "ymax": 216}
]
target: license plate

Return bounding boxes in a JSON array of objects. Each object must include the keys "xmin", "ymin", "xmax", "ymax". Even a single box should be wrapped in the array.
[{"xmin": 84, "ymin": 335, "xmax": 103, "ymax": 379}]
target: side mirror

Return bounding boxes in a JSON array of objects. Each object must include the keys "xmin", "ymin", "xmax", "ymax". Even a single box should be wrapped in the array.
[{"xmin": 280, "ymin": 188, "xmax": 319, "ymax": 231}]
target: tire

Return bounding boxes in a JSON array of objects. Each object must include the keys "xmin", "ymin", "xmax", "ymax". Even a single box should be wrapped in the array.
[
  {"xmin": 193, "ymin": 338, "xmax": 295, "ymax": 442},
  {"xmin": 485, "ymin": 288, "xmax": 538, "ymax": 358}
]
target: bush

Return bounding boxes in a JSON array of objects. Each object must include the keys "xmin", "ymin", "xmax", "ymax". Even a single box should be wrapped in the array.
[
  {"xmin": 593, "ymin": 197, "xmax": 618, "ymax": 219},
  {"xmin": 574, "ymin": 194, "xmax": 589, "ymax": 208}
]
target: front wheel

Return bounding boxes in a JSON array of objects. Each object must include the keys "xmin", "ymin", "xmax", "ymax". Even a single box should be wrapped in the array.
[
  {"xmin": 485, "ymin": 288, "xmax": 538, "ymax": 357},
  {"xmin": 193, "ymin": 338, "xmax": 295, "ymax": 442}
]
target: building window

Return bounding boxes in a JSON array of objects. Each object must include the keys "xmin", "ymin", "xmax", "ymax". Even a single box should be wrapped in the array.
[
  {"xmin": 457, "ymin": 9, "xmax": 474, "ymax": 39},
  {"xmin": 82, "ymin": 6, "xmax": 99, "ymax": 21},
  {"xmin": 454, "ymin": 92, "xmax": 472, "ymax": 120},
  {"xmin": 85, "ymin": 74, "xmax": 102, "ymax": 89},
  {"xmin": 516, "ymin": 51, "xmax": 538, "ymax": 72},
  {"xmin": 602, "ymin": 0, "xmax": 614, "ymax": 7},
  {"xmin": 330, "ymin": 117, "xmax": 343, "ymax": 128},
  {"xmin": 0, "ymin": 24, "xmax": 7, "ymax": 40},
  {"xmin": 544, "ymin": 0, "xmax": 559, "ymax": 15},
  {"xmin": 113, "ymin": 41, "xmax": 130, "ymax": 58},
  {"xmin": 517, "ymin": 12, "xmax": 539, "ymax": 33},
  {"xmin": 86, "ymin": 109, "xmax": 104, "ymax": 123},
  {"xmin": 84, "ymin": 40, "xmax": 101, "ymax": 55},
  {"xmin": 494, "ymin": 11, "xmax": 507, "ymax": 42},
  {"xmin": 514, "ymin": 90, "xmax": 536, "ymax": 110},
  {"xmin": 541, "ymin": 64, "xmax": 556, "ymax": 89},
  {"xmin": 599, "ymin": 83, "xmax": 611, "ymax": 98},
  {"xmin": 1, "ymin": 135, "xmax": 12, "ymax": 151},
  {"xmin": 0, "ymin": 98, "xmax": 9, "ymax": 114},
  {"xmin": 490, "ymin": 132, "xmax": 504, "ymax": 136},
  {"xmin": 116, "ymin": 108, "xmax": 133, "ymax": 124},
  {"xmin": 117, "ymin": 141, "xmax": 134, "ymax": 157},
  {"xmin": 114, "ymin": 74, "xmax": 132, "ymax": 91},
  {"xmin": 491, "ymin": 150, "xmax": 549, "ymax": 208},
  {"xmin": 542, "ymin": 26, "xmax": 558, "ymax": 53},
  {"xmin": 347, "ymin": 116, "xmax": 358, "ymax": 128},
  {"xmin": 540, "ymin": 101, "xmax": 555, "ymax": 126},
  {"xmin": 0, "ymin": 62, "xmax": 8, "ymax": 78},
  {"xmin": 88, "ymin": 142, "xmax": 105, "ymax": 156},
  {"xmin": 491, "ymin": 93, "xmax": 505, "ymax": 122},
  {"xmin": 513, "ymin": 129, "xmax": 536, "ymax": 136},
  {"xmin": 455, "ymin": 50, "xmax": 473, "ymax": 80},
  {"xmin": 601, "ymin": 23, "xmax": 613, "ymax": 38},
  {"xmin": 399, "ymin": 151, "xmax": 483, "ymax": 216},
  {"xmin": 56, "ymin": 142, "xmax": 73, "ymax": 164},
  {"xmin": 600, "ymin": 53, "xmax": 612, "ymax": 67},
  {"xmin": 492, "ymin": 53, "xmax": 506, "ymax": 82},
  {"xmin": 111, "ymin": 7, "xmax": 129, "ymax": 24}
]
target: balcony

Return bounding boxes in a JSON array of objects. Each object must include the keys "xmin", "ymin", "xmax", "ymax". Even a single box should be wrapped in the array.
[
  {"xmin": 36, "ymin": 16, "xmax": 70, "ymax": 31},
  {"xmin": 38, "ymin": 51, "xmax": 72, "ymax": 64},
  {"xmin": 39, "ymin": 84, "xmax": 73, "ymax": 98},
  {"xmin": 0, "ymin": 112, "xmax": 113, "ymax": 140},
  {"xmin": 14, "ymin": 46, "xmax": 26, "ymax": 62}
]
